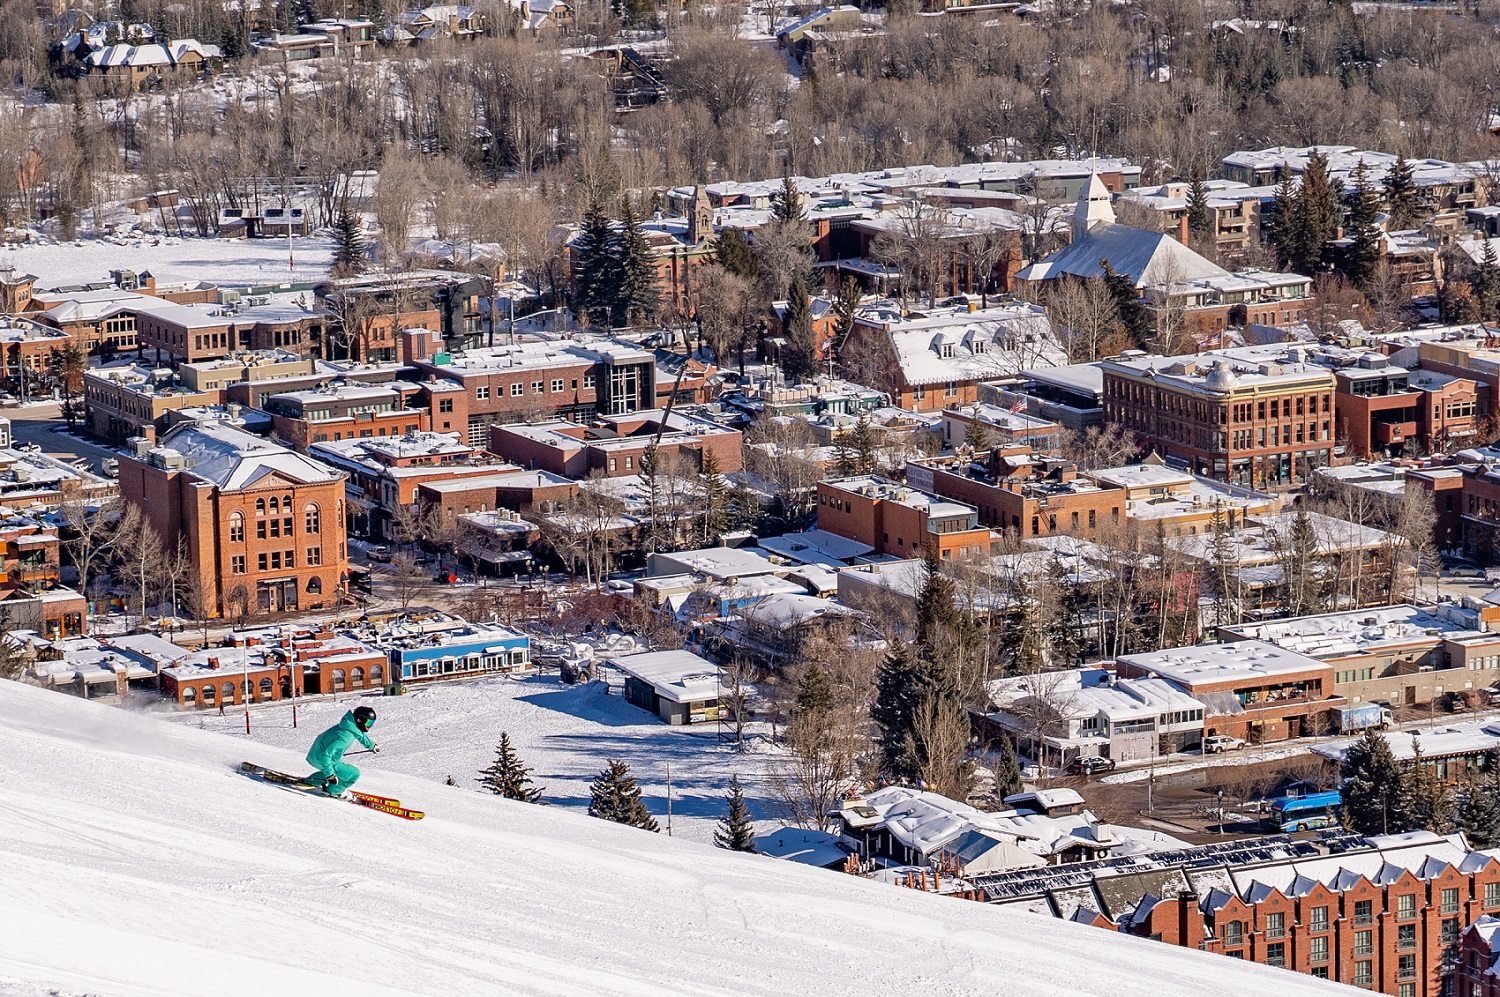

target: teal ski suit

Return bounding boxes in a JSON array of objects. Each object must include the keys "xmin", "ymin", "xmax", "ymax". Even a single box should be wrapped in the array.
[{"xmin": 306, "ymin": 711, "xmax": 377, "ymax": 794}]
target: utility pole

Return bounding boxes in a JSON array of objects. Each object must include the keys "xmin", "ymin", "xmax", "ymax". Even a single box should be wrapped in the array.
[
  {"xmin": 665, "ymin": 761, "xmax": 673, "ymax": 836},
  {"xmin": 242, "ymin": 643, "xmax": 251, "ymax": 736}
]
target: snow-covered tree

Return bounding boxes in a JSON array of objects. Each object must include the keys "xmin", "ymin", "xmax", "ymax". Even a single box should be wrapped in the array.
[
  {"xmin": 477, "ymin": 732, "xmax": 545, "ymax": 803},
  {"xmin": 714, "ymin": 775, "xmax": 757, "ymax": 852},
  {"xmin": 588, "ymin": 759, "xmax": 658, "ymax": 832}
]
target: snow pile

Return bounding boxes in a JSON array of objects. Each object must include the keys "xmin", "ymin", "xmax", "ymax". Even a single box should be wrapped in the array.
[{"xmin": 0, "ymin": 681, "xmax": 1348, "ymax": 996}]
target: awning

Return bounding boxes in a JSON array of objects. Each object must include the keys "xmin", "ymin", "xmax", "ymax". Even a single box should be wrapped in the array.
[
  {"xmin": 460, "ymin": 543, "xmax": 532, "ymax": 565},
  {"xmin": 14, "ymin": 535, "xmax": 52, "ymax": 548}
]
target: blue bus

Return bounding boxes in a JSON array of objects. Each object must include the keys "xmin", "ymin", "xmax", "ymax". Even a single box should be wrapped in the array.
[{"xmin": 1267, "ymin": 791, "xmax": 1343, "ymax": 832}]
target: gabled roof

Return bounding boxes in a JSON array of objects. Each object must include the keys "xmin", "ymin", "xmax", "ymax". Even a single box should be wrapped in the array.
[
  {"xmin": 1017, "ymin": 223, "xmax": 1229, "ymax": 289},
  {"xmin": 151, "ymin": 420, "xmax": 341, "ymax": 491}
]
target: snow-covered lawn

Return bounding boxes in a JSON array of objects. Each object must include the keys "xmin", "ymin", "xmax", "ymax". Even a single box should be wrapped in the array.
[
  {"xmin": 168, "ymin": 674, "xmax": 782, "ymax": 844},
  {"xmin": 1096, "ymin": 743, "xmax": 1313, "ymax": 785},
  {"xmin": 2, "ymin": 233, "xmax": 336, "ymax": 288}
]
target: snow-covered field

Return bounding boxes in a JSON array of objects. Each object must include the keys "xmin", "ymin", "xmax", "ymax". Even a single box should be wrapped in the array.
[
  {"xmin": 168, "ymin": 674, "xmax": 780, "ymax": 844},
  {"xmin": 1, "ymin": 233, "xmax": 336, "ymax": 289},
  {"xmin": 0, "ymin": 679, "xmax": 1350, "ymax": 997}
]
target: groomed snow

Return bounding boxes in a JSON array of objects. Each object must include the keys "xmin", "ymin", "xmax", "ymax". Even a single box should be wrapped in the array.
[
  {"xmin": 171, "ymin": 674, "xmax": 776, "ymax": 845},
  {"xmin": 2, "ymin": 234, "xmax": 336, "ymax": 289},
  {"xmin": 0, "ymin": 680, "xmax": 1350, "ymax": 997}
]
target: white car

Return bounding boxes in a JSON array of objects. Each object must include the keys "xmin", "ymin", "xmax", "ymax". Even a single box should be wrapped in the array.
[{"xmin": 1204, "ymin": 735, "xmax": 1247, "ymax": 753}]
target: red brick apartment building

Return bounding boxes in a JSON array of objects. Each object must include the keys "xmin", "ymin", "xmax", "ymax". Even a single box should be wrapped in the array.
[
  {"xmin": 489, "ymin": 409, "xmax": 742, "ymax": 480},
  {"xmin": 906, "ymin": 450, "xmax": 1127, "ymax": 540},
  {"xmin": 118, "ymin": 418, "xmax": 349, "ymax": 617},
  {"xmin": 262, "ymin": 383, "xmax": 429, "ymax": 452},
  {"xmin": 1326, "ymin": 349, "xmax": 1482, "ymax": 458},
  {"xmin": 990, "ymin": 829, "xmax": 1500, "ymax": 997},
  {"xmin": 817, "ymin": 476, "xmax": 995, "ymax": 560},
  {"xmin": 1101, "ymin": 344, "xmax": 1337, "ymax": 488}
]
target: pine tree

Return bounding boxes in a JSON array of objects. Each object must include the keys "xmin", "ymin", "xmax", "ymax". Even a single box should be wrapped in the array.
[
  {"xmin": 1342, "ymin": 160, "xmax": 1383, "ymax": 290},
  {"xmin": 477, "ymin": 732, "xmax": 545, "ymax": 803},
  {"xmin": 1100, "ymin": 259, "xmax": 1150, "ymax": 349},
  {"xmin": 573, "ymin": 198, "xmax": 621, "ymax": 327},
  {"xmin": 993, "ymin": 736, "xmax": 1023, "ymax": 801},
  {"xmin": 915, "ymin": 547, "xmax": 962, "ymax": 657},
  {"xmin": 1462, "ymin": 770, "xmax": 1500, "ymax": 848},
  {"xmin": 1341, "ymin": 728, "xmax": 1410, "ymax": 836},
  {"xmin": 588, "ymin": 759, "xmax": 659, "ymax": 831},
  {"xmin": 871, "ymin": 639, "xmax": 927, "ymax": 782},
  {"xmin": 847, "ymin": 410, "xmax": 877, "ymax": 474},
  {"xmin": 696, "ymin": 447, "xmax": 729, "ymax": 546},
  {"xmin": 615, "ymin": 201, "xmax": 659, "ymax": 327},
  {"xmin": 1383, "ymin": 154, "xmax": 1419, "ymax": 231},
  {"xmin": 1276, "ymin": 509, "xmax": 1323, "ymax": 617},
  {"xmin": 1207, "ymin": 506, "xmax": 1240, "ymax": 628},
  {"xmin": 773, "ymin": 174, "xmax": 805, "ymax": 223},
  {"xmin": 1268, "ymin": 172, "xmax": 1299, "ymax": 270},
  {"xmin": 1404, "ymin": 737, "xmax": 1455, "ymax": 833},
  {"xmin": 796, "ymin": 661, "xmax": 835, "ymax": 718},
  {"xmin": 1186, "ymin": 173, "xmax": 1213, "ymax": 240},
  {"xmin": 963, "ymin": 409, "xmax": 990, "ymax": 453},
  {"xmin": 330, "ymin": 203, "xmax": 366, "ymax": 278},
  {"xmin": 1291, "ymin": 151, "xmax": 1341, "ymax": 276},
  {"xmin": 716, "ymin": 228, "xmax": 758, "ymax": 281},
  {"xmin": 779, "ymin": 272, "xmax": 819, "ymax": 383},
  {"xmin": 832, "ymin": 426, "xmax": 858, "ymax": 478},
  {"xmin": 714, "ymin": 774, "xmax": 757, "ymax": 851},
  {"xmin": 1473, "ymin": 239, "xmax": 1500, "ymax": 324}
]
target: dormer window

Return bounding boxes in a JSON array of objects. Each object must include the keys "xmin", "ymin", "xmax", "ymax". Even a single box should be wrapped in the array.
[
  {"xmin": 940, "ymin": 343, "xmax": 954, "ymax": 359},
  {"xmin": 971, "ymin": 339, "xmax": 986, "ymax": 354}
]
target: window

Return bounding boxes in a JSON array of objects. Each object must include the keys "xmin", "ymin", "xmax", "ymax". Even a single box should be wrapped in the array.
[
  {"xmin": 1398, "ymin": 893, "xmax": 1417, "ymax": 920},
  {"xmin": 307, "ymin": 547, "xmax": 321, "ymax": 566},
  {"xmin": 1354, "ymin": 930, "xmax": 1373, "ymax": 956},
  {"xmin": 256, "ymin": 519, "xmax": 267, "ymax": 540},
  {"xmin": 1309, "ymin": 936, "xmax": 1328, "ymax": 964},
  {"xmin": 1222, "ymin": 921, "xmax": 1244, "ymax": 947},
  {"xmin": 307, "ymin": 577, "xmax": 321, "ymax": 594},
  {"xmin": 1355, "ymin": 900, "xmax": 1373, "ymax": 924},
  {"xmin": 1310, "ymin": 967, "xmax": 1328, "ymax": 980},
  {"xmin": 305, "ymin": 505, "xmax": 320, "ymax": 534},
  {"xmin": 229, "ymin": 513, "xmax": 244, "ymax": 543},
  {"xmin": 257, "ymin": 553, "xmax": 268, "ymax": 571},
  {"xmin": 1398, "ymin": 986, "xmax": 1415, "ymax": 997},
  {"xmin": 1310, "ymin": 906, "xmax": 1329, "ymax": 932},
  {"xmin": 440, "ymin": 398, "xmax": 454, "ymax": 412},
  {"xmin": 1486, "ymin": 881, "xmax": 1500, "ymax": 909},
  {"xmin": 255, "ymin": 498, "xmax": 266, "ymax": 516},
  {"xmin": 1398, "ymin": 954, "xmax": 1416, "ymax": 980},
  {"xmin": 510, "ymin": 383, "xmax": 523, "ymax": 396},
  {"xmin": 1353, "ymin": 961, "xmax": 1372, "ymax": 987},
  {"xmin": 231, "ymin": 555, "xmax": 246, "ymax": 574},
  {"xmin": 583, "ymin": 374, "xmax": 595, "ymax": 389},
  {"xmin": 269, "ymin": 497, "xmax": 280, "ymax": 514},
  {"xmin": 476, "ymin": 386, "xmax": 489, "ymax": 400},
  {"xmin": 270, "ymin": 552, "xmax": 281, "ymax": 570},
  {"xmin": 531, "ymin": 380, "xmax": 544, "ymax": 393},
  {"xmin": 269, "ymin": 518, "xmax": 281, "ymax": 538},
  {"xmin": 1443, "ymin": 917, "xmax": 1460, "ymax": 945},
  {"xmin": 1265, "ymin": 942, "xmax": 1285, "ymax": 968},
  {"xmin": 1398, "ymin": 923, "xmax": 1417, "ymax": 950},
  {"xmin": 1443, "ymin": 887, "xmax": 1460, "ymax": 914},
  {"xmin": 551, "ymin": 379, "xmax": 564, "ymax": 393}
]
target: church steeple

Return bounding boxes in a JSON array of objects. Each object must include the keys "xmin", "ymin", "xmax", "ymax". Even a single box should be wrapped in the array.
[
  {"xmin": 1071, "ymin": 172, "xmax": 1115, "ymax": 241},
  {"xmin": 687, "ymin": 185, "xmax": 713, "ymax": 245}
]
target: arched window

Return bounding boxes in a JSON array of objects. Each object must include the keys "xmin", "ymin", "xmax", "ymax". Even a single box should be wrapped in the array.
[
  {"xmin": 202, "ymin": 684, "xmax": 215, "ymax": 704},
  {"xmin": 332, "ymin": 669, "xmax": 346, "ymax": 691},
  {"xmin": 259, "ymin": 678, "xmax": 273, "ymax": 698},
  {"xmin": 255, "ymin": 498, "xmax": 266, "ymax": 516},
  {"xmin": 182, "ymin": 685, "xmax": 197, "ymax": 704},
  {"xmin": 351, "ymin": 667, "xmax": 364, "ymax": 686},
  {"xmin": 268, "ymin": 496, "xmax": 279, "ymax": 515},
  {"xmin": 370, "ymin": 665, "xmax": 383, "ymax": 683},
  {"xmin": 222, "ymin": 682, "xmax": 235, "ymax": 703},
  {"xmin": 283, "ymin": 494, "xmax": 293, "ymax": 511},
  {"xmin": 307, "ymin": 577, "xmax": 322, "ymax": 595},
  {"xmin": 229, "ymin": 513, "xmax": 245, "ymax": 543},
  {"xmin": 304, "ymin": 504, "xmax": 320, "ymax": 534}
]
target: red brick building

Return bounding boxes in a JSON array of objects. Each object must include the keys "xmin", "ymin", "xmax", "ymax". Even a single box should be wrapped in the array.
[
  {"xmin": 906, "ymin": 451, "xmax": 1126, "ymax": 540},
  {"xmin": 118, "ymin": 418, "xmax": 349, "ymax": 617},
  {"xmin": 263, "ymin": 382, "xmax": 429, "ymax": 453},
  {"xmin": 489, "ymin": 409, "xmax": 742, "ymax": 480},
  {"xmin": 817, "ymin": 476, "xmax": 996, "ymax": 560}
]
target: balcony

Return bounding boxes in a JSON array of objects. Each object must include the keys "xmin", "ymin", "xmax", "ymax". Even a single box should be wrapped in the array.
[{"xmin": 1375, "ymin": 421, "xmax": 1418, "ymax": 445}]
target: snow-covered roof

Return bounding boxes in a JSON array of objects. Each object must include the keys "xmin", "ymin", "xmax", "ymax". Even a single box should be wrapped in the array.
[
  {"xmin": 1017, "ymin": 222, "xmax": 1229, "ymax": 288},
  {"xmin": 607, "ymin": 649, "xmax": 722, "ymax": 703},
  {"xmin": 151, "ymin": 419, "xmax": 342, "ymax": 490},
  {"xmin": 858, "ymin": 301, "xmax": 1066, "ymax": 387},
  {"xmin": 1119, "ymin": 639, "xmax": 1331, "ymax": 690}
]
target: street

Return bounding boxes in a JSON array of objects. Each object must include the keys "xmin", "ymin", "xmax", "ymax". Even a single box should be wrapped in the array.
[{"xmin": 5, "ymin": 401, "xmax": 123, "ymax": 475}]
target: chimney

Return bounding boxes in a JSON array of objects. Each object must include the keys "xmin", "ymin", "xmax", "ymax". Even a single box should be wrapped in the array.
[{"xmin": 208, "ymin": 656, "xmax": 220, "ymax": 670}]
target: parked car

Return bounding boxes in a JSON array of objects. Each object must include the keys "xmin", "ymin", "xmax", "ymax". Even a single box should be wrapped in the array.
[
  {"xmin": 1068, "ymin": 755, "xmax": 1116, "ymax": 776},
  {"xmin": 367, "ymin": 546, "xmax": 392, "ymax": 563},
  {"xmin": 1204, "ymin": 734, "xmax": 1247, "ymax": 753}
]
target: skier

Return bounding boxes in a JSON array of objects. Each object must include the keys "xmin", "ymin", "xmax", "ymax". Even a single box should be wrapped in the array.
[{"xmin": 306, "ymin": 706, "xmax": 379, "ymax": 798}]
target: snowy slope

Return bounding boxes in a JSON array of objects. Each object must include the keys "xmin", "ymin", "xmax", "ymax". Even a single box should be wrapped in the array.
[{"xmin": 0, "ymin": 682, "xmax": 1347, "ymax": 997}]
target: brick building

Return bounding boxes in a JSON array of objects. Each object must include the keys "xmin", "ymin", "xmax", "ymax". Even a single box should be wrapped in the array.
[
  {"xmin": 118, "ymin": 418, "xmax": 349, "ymax": 617},
  {"xmin": 137, "ymin": 297, "xmax": 326, "ymax": 364},
  {"xmin": 263, "ymin": 382, "xmax": 428, "ymax": 452},
  {"xmin": 315, "ymin": 270, "xmax": 487, "ymax": 362},
  {"xmin": 1115, "ymin": 639, "xmax": 1343, "ymax": 743},
  {"xmin": 488, "ymin": 409, "xmax": 743, "ymax": 480},
  {"xmin": 1101, "ymin": 344, "xmax": 1337, "ymax": 488},
  {"xmin": 1328, "ymin": 350, "xmax": 1482, "ymax": 458},
  {"xmin": 0, "ymin": 316, "xmax": 75, "ymax": 393},
  {"xmin": 84, "ymin": 362, "xmax": 216, "ymax": 444},
  {"xmin": 816, "ymin": 476, "xmax": 996, "ymax": 560},
  {"xmin": 905, "ymin": 451, "xmax": 1126, "ymax": 541}
]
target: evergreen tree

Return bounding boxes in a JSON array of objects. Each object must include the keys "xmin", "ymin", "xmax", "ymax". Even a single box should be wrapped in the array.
[
  {"xmin": 588, "ymin": 759, "xmax": 659, "ymax": 831},
  {"xmin": 993, "ymin": 737, "xmax": 1023, "ymax": 801},
  {"xmin": 1404, "ymin": 737, "xmax": 1455, "ymax": 833},
  {"xmin": 1463, "ymin": 770, "xmax": 1500, "ymax": 848},
  {"xmin": 796, "ymin": 661, "xmax": 835, "ymax": 718},
  {"xmin": 1276, "ymin": 508, "xmax": 1324, "ymax": 618},
  {"xmin": 871, "ymin": 639, "xmax": 927, "ymax": 782},
  {"xmin": 1341, "ymin": 728, "xmax": 1410, "ymax": 836},
  {"xmin": 615, "ymin": 201, "xmax": 659, "ymax": 327},
  {"xmin": 714, "ymin": 774, "xmax": 757, "ymax": 851},
  {"xmin": 773, "ymin": 174, "xmax": 805, "ymax": 223},
  {"xmin": 573, "ymin": 198, "xmax": 621, "ymax": 327},
  {"xmin": 1342, "ymin": 160, "xmax": 1383, "ymax": 290},
  {"xmin": 1100, "ymin": 260, "xmax": 1150, "ymax": 348},
  {"xmin": 832, "ymin": 427, "xmax": 859, "ymax": 478},
  {"xmin": 1383, "ymin": 154, "xmax": 1419, "ymax": 231},
  {"xmin": 1268, "ymin": 172, "xmax": 1299, "ymax": 270},
  {"xmin": 716, "ymin": 227, "xmax": 758, "ymax": 282},
  {"xmin": 477, "ymin": 732, "xmax": 545, "ymax": 802},
  {"xmin": 779, "ymin": 272, "xmax": 819, "ymax": 382},
  {"xmin": 330, "ymin": 204, "xmax": 366, "ymax": 278},
  {"xmin": 846, "ymin": 410, "xmax": 877, "ymax": 474},
  {"xmin": 962, "ymin": 409, "xmax": 990, "ymax": 453},
  {"xmin": 696, "ymin": 448, "xmax": 729, "ymax": 546},
  {"xmin": 914, "ymin": 547, "xmax": 963, "ymax": 658},
  {"xmin": 1185, "ymin": 173, "xmax": 1213, "ymax": 240},
  {"xmin": 831, "ymin": 276, "xmax": 862, "ymax": 349},
  {"xmin": 1207, "ymin": 506, "xmax": 1240, "ymax": 628},
  {"xmin": 1290, "ymin": 151, "xmax": 1341, "ymax": 276},
  {"xmin": 1473, "ymin": 239, "xmax": 1500, "ymax": 324}
]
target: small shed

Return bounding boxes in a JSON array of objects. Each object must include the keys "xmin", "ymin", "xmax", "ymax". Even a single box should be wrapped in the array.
[{"xmin": 609, "ymin": 649, "xmax": 726, "ymax": 726}]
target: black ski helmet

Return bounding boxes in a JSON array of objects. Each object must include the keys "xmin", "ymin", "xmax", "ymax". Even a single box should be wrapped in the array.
[{"xmin": 353, "ymin": 706, "xmax": 377, "ymax": 731}]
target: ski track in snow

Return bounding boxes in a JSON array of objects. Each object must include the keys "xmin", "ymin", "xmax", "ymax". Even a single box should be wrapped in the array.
[
  {"xmin": 165, "ymin": 674, "xmax": 783, "ymax": 845},
  {"xmin": 1, "ymin": 235, "xmax": 337, "ymax": 288},
  {"xmin": 0, "ymin": 679, "xmax": 1352, "ymax": 997}
]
